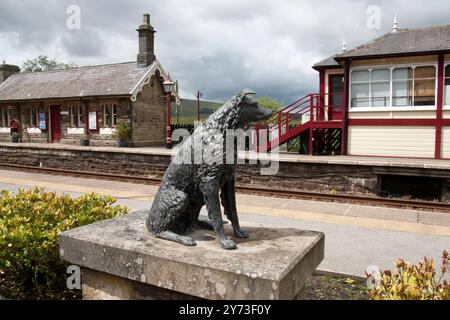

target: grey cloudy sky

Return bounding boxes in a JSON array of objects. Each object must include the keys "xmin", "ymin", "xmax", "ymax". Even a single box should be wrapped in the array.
[{"xmin": 1, "ymin": 0, "xmax": 449, "ymax": 103}]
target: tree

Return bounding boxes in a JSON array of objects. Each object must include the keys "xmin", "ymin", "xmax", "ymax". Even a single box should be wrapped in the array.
[
  {"xmin": 22, "ymin": 55, "xmax": 77, "ymax": 73},
  {"xmin": 257, "ymin": 96, "xmax": 283, "ymax": 112}
]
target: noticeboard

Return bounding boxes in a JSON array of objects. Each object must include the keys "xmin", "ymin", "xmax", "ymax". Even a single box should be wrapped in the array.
[
  {"xmin": 89, "ymin": 112, "xmax": 97, "ymax": 130},
  {"xmin": 38, "ymin": 112, "xmax": 47, "ymax": 130}
]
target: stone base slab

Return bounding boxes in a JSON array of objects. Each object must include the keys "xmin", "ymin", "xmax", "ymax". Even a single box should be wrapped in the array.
[{"xmin": 59, "ymin": 210, "xmax": 324, "ymax": 300}]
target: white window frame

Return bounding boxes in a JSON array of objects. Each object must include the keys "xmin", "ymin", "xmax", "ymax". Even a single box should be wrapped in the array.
[
  {"xmin": 102, "ymin": 104, "xmax": 118, "ymax": 128},
  {"xmin": 444, "ymin": 63, "xmax": 450, "ymax": 109},
  {"xmin": 29, "ymin": 106, "xmax": 39, "ymax": 127},
  {"xmin": 70, "ymin": 105, "xmax": 77, "ymax": 127},
  {"xmin": 0, "ymin": 108, "xmax": 6, "ymax": 127},
  {"xmin": 350, "ymin": 62, "xmax": 438, "ymax": 112},
  {"xmin": 77, "ymin": 105, "xmax": 84, "ymax": 127},
  {"xmin": 1, "ymin": 108, "xmax": 12, "ymax": 127},
  {"xmin": 69, "ymin": 105, "xmax": 85, "ymax": 128},
  {"xmin": 102, "ymin": 104, "xmax": 110, "ymax": 128},
  {"xmin": 112, "ymin": 104, "xmax": 117, "ymax": 127}
]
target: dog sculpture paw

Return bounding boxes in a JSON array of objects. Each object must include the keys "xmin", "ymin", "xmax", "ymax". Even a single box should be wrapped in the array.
[{"xmin": 221, "ymin": 238, "xmax": 237, "ymax": 250}]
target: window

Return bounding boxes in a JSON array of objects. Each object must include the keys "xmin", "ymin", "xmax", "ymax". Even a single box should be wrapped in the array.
[
  {"xmin": 103, "ymin": 104, "xmax": 110, "ymax": 128},
  {"xmin": 102, "ymin": 104, "xmax": 118, "ymax": 128},
  {"xmin": 371, "ymin": 69, "xmax": 390, "ymax": 107},
  {"xmin": 351, "ymin": 65, "xmax": 436, "ymax": 108},
  {"xmin": 1, "ymin": 108, "xmax": 12, "ymax": 127},
  {"xmin": 0, "ymin": 108, "xmax": 8, "ymax": 127},
  {"xmin": 392, "ymin": 67, "xmax": 413, "ymax": 106},
  {"xmin": 70, "ymin": 105, "xmax": 85, "ymax": 127},
  {"xmin": 29, "ymin": 106, "xmax": 38, "ymax": 127},
  {"xmin": 351, "ymin": 70, "xmax": 370, "ymax": 107},
  {"xmin": 70, "ymin": 105, "xmax": 77, "ymax": 127},
  {"xmin": 444, "ymin": 65, "xmax": 450, "ymax": 106},
  {"xmin": 413, "ymin": 66, "xmax": 436, "ymax": 106},
  {"xmin": 78, "ymin": 105, "xmax": 85, "ymax": 127},
  {"xmin": 112, "ymin": 104, "xmax": 117, "ymax": 126}
]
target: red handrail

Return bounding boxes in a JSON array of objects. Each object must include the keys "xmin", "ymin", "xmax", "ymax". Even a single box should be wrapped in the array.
[{"xmin": 254, "ymin": 92, "xmax": 341, "ymax": 152}]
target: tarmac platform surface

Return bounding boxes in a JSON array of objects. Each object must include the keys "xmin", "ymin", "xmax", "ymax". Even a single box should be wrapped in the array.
[{"xmin": 0, "ymin": 168, "xmax": 448, "ymax": 278}]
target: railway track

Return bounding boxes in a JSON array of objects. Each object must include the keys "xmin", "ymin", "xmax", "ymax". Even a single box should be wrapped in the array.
[{"xmin": 1, "ymin": 163, "xmax": 450, "ymax": 212}]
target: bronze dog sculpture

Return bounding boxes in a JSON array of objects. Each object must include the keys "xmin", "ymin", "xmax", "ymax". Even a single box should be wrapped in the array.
[{"xmin": 146, "ymin": 89, "xmax": 273, "ymax": 249}]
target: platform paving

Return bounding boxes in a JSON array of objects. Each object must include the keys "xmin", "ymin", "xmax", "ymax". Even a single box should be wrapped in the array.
[{"xmin": 0, "ymin": 169, "xmax": 448, "ymax": 277}]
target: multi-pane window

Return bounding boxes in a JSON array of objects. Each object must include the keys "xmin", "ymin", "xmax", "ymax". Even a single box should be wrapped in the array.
[
  {"xmin": 112, "ymin": 104, "xmax": 117, "ymax": 126},
  {"xmin": 444, "ymin": 65, "xmax": 450, "ymax": 106},
  {"xmin": 413, "ymin": 66, "xmax": 436, "ymax": 106},
  {"xmin": 351, "ymin": 65, "xmax": 436, "ymax": 108},
  {"xmin": 392, "ymin": 67, "xmax": 413, "ymax": 106},
  {"xmin": 371, "ymin": 69, "xmax": 390, "ymax": 107},
  {"xmin": 29, "ymin": 106, "xmax": 38, "ymax": 127},
  {"xmin": 350, "ymin": 70, "xmax": 370, "ymax": 108},
  {"xmin": 102, "ymin": 104, "xmax": 118, "ymax": 128},
  {"xmin": 70, "ymin": 105, "xmax": 85, "ymax": 127},
  {"xmin": 0, "ymin": 108, "xmax": 11, "ymax": 127},
  {"xmin": 103, "ymin": 104, "xmax": 111, "ymax": 128}
]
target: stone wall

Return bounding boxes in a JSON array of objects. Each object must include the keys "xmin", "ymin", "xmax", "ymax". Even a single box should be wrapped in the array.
[
  {"xmin": 131, "ymin": 75, "xmax": 166, "ymax": 147},
  {"xmin": 0, "ymin": 145, "xmax": 384, "ymax": 197},
  {"xmin": 2, "ymin": 145, "xmax": 448, "ymax": 200}
]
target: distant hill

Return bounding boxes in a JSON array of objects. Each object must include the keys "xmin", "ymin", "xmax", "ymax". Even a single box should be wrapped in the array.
[{"xmin": 171, "ymin": 99, "xmax": 223, "ymax": 124}]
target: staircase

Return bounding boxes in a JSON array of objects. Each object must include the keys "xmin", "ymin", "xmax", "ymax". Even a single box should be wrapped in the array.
[{"xmin": 253, "ymin": 93, "xmax": 343, "ymax": 154}]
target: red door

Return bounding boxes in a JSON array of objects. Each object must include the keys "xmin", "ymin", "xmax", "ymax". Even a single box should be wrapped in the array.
[
  {"xmin": 50, "ymin": 106, "xmax": 61, "ymax": 143},
  {"xmin": 328, "ymin": 75, "xmax": 344, "ymax": 121}
]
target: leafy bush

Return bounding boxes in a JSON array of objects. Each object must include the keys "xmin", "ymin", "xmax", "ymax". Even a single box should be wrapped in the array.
[
  {"xmin": 0, "ymin": 188, "xmax": 128, "ymax": 300},
  {"xmin": 113, "ymin": 120, "xmax": 132, "ymax": 140},
  {"xmin": 368, "ymin": 251, "xmax": 449, "ymax": 300}
]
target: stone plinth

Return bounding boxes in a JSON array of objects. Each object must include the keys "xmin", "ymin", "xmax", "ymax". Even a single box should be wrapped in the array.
[{"xmin": 59, "ymin": 211, "xmax": 324, "ymax": 300}]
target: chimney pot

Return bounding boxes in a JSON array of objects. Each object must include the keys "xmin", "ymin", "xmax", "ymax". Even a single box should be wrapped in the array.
[{"xmin": 143, "ymin": 14, "xmax": 150, "ymax": 25}]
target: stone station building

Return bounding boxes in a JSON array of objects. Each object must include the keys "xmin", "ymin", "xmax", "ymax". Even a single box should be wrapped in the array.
[{"xmin": 0, "ymin": 14, "xmax": 179, "ymax": 147}]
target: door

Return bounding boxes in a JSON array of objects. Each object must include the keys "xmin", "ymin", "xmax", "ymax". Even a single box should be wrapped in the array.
[
  {"xmin": 50, "ymin": 105, "xmax": 61, "ymax": 143},
  {"xmin": 328, "ymin": 75, "xmax": 344, "ymax": 121}
]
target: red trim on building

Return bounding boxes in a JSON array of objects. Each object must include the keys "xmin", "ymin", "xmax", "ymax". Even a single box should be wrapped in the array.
[
  {"xmin": 319, "ymin": 70, "xmax": 325, "ymax": 100},
  {"xmin": 349, "ymin": 119, "xmax": 437, "ymax": 126},
  {"xmin": 341, "ymin": 61, "xmax": 350, "ymax": 155},
  {"xmin": 319, "ymin": 70, "xmax": 325, "ymax": 122},
  {"xmin": 435, "ymin": 54, "xmax": 445, "ymax": 159}
]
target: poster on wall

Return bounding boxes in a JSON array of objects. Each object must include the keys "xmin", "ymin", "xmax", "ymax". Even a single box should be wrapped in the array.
[
  {"xmin": 38, "ymin": 113, "xmax": 46, "ymax": 130},
  {"xmin": 89, "ymin": 112, "xmax": 97, "ymax": 130}
]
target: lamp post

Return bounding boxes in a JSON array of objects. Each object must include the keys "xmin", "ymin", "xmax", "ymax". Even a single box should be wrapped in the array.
[{"xmin": 163, "ymin": 76, "xmax": 175, "ymax": 149}]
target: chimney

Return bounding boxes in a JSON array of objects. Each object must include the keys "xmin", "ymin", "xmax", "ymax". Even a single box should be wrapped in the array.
[
  {"xmin": 0, "ymin": 61, "xmax": 20, "ymax": 85},
  {"xmin": 136, "ymin": 14, "xmax": 156, "ymax": 68}
]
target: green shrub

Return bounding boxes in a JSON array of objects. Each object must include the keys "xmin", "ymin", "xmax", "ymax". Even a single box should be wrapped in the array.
[
  {"xmin": 0, "ymin": 188, "xmax": 128, "ymax": 300},
  {"xmin": 368, "ymin": 251, "xmax": 449, "ymax": 300},
  {"xmin": 113, "ymin": 120, "xmax": 132, "ymax": 140}
]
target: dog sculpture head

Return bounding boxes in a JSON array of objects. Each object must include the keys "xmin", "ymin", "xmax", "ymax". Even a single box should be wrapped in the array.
[{"xmin": 207, "ymin": 89, "xmax": 273, "ymax": 130}]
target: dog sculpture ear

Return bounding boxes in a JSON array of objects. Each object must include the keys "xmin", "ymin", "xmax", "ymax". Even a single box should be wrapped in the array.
[{"xmin": 241, "ymin": 89, "xmax": 257, "ymax": 105}]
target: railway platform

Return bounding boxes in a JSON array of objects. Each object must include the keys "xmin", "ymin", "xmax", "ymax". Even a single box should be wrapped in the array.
[
  {"xmin": 1, "ymin": 142, "xmax": 450, "ymax": 203},
  {"xmin": 0, "ymin": 168, "xmax": 448, "ymax": 277}
]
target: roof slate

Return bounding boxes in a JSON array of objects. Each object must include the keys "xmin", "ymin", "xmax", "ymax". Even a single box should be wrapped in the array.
[
  {"xmin": 314, "ymin": 24, "xmax": 450, "ymax": 69},
  {"xmin": 313, "ymin": 54, "xmax": 341, "ymax": 68},
  {"xmin": 0, "ymin": 61, "xmax": 154, "ymax": 102},
  {"xmin": 340, "ymin": 25, "xmax": 450, "ymax": 58}
]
